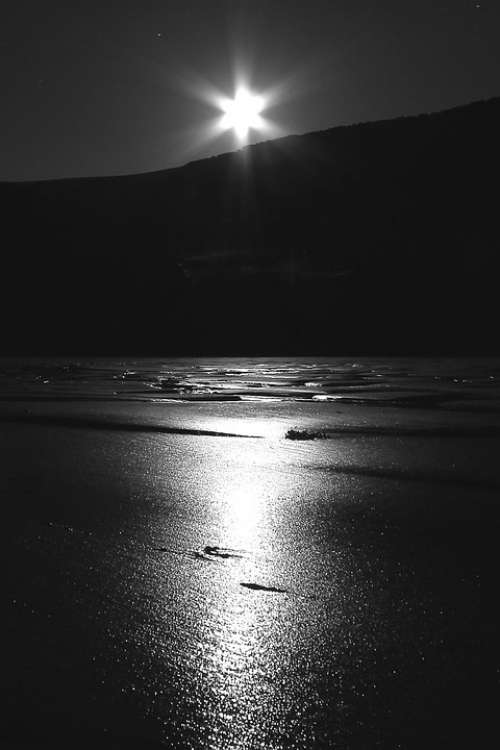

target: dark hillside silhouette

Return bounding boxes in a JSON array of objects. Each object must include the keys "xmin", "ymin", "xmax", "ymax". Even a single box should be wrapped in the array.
[{"xmin": 1, "ymin": 98, "xmax": 498, "ymax": 354}]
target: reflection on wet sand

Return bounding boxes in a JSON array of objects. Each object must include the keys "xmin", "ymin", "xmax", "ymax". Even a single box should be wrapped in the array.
[
  {"xmin": 2, "ymin": 356, "xmax": 495, "ymax": 748},
  {"xmin": 188, "ymin": 452, "xmax": 297, "ymax": 749}
]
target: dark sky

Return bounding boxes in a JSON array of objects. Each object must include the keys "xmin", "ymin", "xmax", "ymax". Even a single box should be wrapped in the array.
[{"xmin": 1, "ymin": 0, "xmax": 498, "ymax": 181}]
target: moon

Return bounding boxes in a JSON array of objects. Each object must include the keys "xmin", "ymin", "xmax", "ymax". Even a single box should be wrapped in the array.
[{"xmin": 219, "ymin": 87, "xmax": 266, "ymax": 142}]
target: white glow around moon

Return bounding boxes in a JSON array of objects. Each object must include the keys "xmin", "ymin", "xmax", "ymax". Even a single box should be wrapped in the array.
[
  {"xmin": 219, "ymin": 88, "xmax": 266, "ymax": 141},
  {"xmin": 174, "ymin": 71, "xmax": 288, "ymax": 159}
]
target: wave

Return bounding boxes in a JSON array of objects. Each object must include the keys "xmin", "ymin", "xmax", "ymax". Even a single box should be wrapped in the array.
[
  {"xmin": 287, "ymin": 425, "xmax": 500, "ymax": 438},
  {"xmin": 1, "ymin": 356, "xmax": 499, "ymax": 409},
  {"xmin": 3, "ymin": 410, "xmax": 499, "ymax": 442},
  {"xmin": 0, "ymin": 413, "xmax": 262, "ymax": 439},
  {"xmin": 317, "ymin": 464, "xmax": 500, "ymax": 491}
]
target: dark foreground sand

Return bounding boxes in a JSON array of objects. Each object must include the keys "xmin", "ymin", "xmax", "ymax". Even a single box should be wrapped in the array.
[{"xmin": 1, "ymin": 386, "xmax": 497, "ymax": 748}]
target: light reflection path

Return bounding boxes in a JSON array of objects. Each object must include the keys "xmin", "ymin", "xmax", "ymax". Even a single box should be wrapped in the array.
[
  {"xmin": 149, "ymin": 436, "xmax": 337, "ymax": 749},
  {"xmin": 190, "ymin": 444, "xmax": 304, "ymax": 749}
]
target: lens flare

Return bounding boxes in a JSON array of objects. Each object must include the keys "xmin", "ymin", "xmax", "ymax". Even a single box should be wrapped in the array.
[
  {"xmin": 171, "ymin": 69, "xmax": 288, "ymax": 161},
  {"xmin": 219, "ymin": 88, "xmax": 266, "ymax": 141}
]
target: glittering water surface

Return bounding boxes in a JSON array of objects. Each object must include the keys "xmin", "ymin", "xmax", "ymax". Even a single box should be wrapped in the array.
[
  {"xmin": 1, "ymin": 357, "xmax": 497, "ymax": 748},
  {"xmin": 1, "ymin": 355, "xmax": 499, "ymax": 407}
]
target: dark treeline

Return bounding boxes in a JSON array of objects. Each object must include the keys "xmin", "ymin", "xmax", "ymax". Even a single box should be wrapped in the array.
[{"xmin": 1, "ymin": 98, "xmax": 497, "ymax": 355}]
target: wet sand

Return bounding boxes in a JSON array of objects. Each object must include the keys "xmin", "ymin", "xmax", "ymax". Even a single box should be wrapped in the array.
[{"xmin": 1, "ymin": 359, "xmax": 497, "ymax": 748}]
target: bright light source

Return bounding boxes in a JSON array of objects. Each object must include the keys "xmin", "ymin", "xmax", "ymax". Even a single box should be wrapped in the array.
[{"xmin": 219, "ymin": 87, "xmax": 265, "ymax": 141}]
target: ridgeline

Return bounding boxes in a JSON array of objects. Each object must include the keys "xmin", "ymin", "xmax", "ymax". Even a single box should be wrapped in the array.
[{"xmin": 1, "ymin": 97, "xmax": 497, "ymax": 354}]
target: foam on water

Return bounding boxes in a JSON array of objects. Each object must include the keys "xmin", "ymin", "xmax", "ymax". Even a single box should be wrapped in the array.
[{"xmin": 1, "ymin": 355, "xmax": 499, "ymax": 409}]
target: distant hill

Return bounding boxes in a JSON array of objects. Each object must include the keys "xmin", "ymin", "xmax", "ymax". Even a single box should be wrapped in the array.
[{"xmin": 1, "ymin": 97, "xmax": 498, "ymax": 355}]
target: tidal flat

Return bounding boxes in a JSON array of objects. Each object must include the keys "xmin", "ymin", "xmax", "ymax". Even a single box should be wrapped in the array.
[{"xmin": 1, "ymin": 357, "xmax": 497, "ymax": 748}]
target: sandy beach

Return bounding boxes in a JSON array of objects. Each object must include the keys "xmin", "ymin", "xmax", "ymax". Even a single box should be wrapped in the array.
[{"xmin": 1, "ymin": 357, "xmax": 497, "ymax": 748}]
